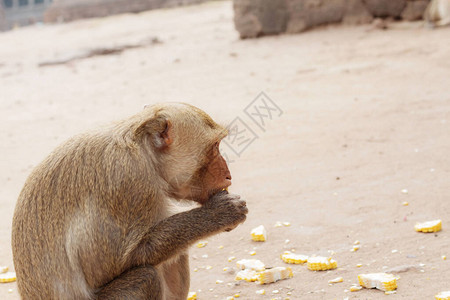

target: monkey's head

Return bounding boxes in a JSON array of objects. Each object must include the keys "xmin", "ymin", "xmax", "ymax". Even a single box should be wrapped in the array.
[{"xmin": 133, "ymin": 103, "xmax": 231, "ymax": 204}]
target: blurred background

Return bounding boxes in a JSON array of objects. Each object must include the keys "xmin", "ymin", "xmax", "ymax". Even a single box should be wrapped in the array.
[{"xmin": 1, "ymin": 0, "xmax": 449, "ymax": 299}]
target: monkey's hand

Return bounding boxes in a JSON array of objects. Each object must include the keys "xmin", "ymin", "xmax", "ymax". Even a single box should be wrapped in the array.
[{"xmin": 202, "ymin": 190, "xmax": 248, "ymax": 232}]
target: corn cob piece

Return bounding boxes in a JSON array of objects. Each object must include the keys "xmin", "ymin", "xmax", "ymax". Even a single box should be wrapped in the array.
[
  {"xmin": 187, "ymin": 292, "xmax": 197, "ymax": 300},
  {"xmin": 281, "ymin": 251, "xmax": 308, "ymax": 264},
  {"xmin": 357, "ymin": 273, "xmax": 397, "ymax": 292},
  {"xmin": 0, "ymin": 272, "xmax": 16, "ymax": 283},
  {"xmin": 257, "ymin": 267, "xmax": 293, "ymax": 284},
  {"xmin": 307, "ymin": 257, "xmax": 337, "ymax": 271},
  {"xmin": 235, "ymin": 269, "xmax": 258, "ymax": 282},
  {"xmin": 236, "ymin": 259, "xmax": 265, "ymax": 271},
  {"xmin": 415, "ymin": 219, "xmax": 442, "ymax": 233},
  {"xmin": 251, "ymin": 225, "xmax": 267, "ymax": 242},
  {"xmin": 436, "ymin": 291, "xmax": 450, "ymax": 300}
]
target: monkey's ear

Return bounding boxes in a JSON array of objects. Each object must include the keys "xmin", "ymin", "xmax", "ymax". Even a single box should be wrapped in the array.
[
  {"xmin": 135, "ymin": 117, "xmax": 173, "ymax": 149},
  {"xmin": 158, "ymin": 119, "xmax": 173, "ymax": 148}
]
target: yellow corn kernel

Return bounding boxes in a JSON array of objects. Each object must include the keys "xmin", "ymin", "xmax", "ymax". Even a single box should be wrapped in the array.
[
  {"xmin": 0, "ymin": 272, "xmax": 16, "ymax": 283},
  {"xmin": 234, "ymin": 294, "xmax": 240, "ymax": 298},
  {"xmin": 228, "ymin": 256, "xmax": 236, "ymax": 262},
  {"xmin": 350, "ymin": 245, "xmax": 360, "ymax": 252},
  {"xmin": 281, "ymin": 251, "xmax": 308, "ymax": 264},
  {"xmin": 0, "ymin": 266, "xmax": 8, "ymax": 274},
  {"xmin": 196, "ymin": 241, "xmax": 208, "ymax": 248},
  {"xmin": 328, "ymin": 277, "xmax": 344, "ymax": 284},
  {"xmin": 257, "ymin": 267, "xmax": 293, "ymax": 284},
  {"xmin": 256, "ymin": 289, "xmax": 266, "ymax": 295},
  {"xmin": 236, "ymin": 259, "xmax": 265, "ymax": 271},
  {"xmin": 187, "ymin": 291, "xmax": 197, "ymax": 300},
  {"xmin": 307, "ymin": 257, "xmax": 337, "ymax": 271},
  {"xmin": 249, "ymin": 251, "xmax": 257, "ymax": 256},
  {"xmin": 251, "ymin": 225, "xmax": 267, "ymax": 242},
  {"xmin": 350, "ymin": 286, "xmax": 363, "ymax": 292},
  {"xmin": 436, "ymin": 291, "xmax": 450, "ymax": 300},
  {"xmin": 216, "ymin": 279, "xmax": 223, "ymax": 284},
  {"xmin": 358, "ymin": 273, "xmax": 397, "ymax": 292},
  {"xmin": 442, "ymin": 255, "xmax": 447, "ymax": 260},
  {"xmin": 226, "ymin": 297, "xmax": 234, "ymax": 300},
  {"xmin": 415, "ymin": 219, "xmax": 442, "ymax": 233},
  {"xmin": 235, "ymin": 269, "xmax": 258, "ymax": 282}
]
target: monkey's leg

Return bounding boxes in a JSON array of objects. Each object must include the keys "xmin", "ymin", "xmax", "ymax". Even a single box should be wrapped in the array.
[
  {"xmin": 160, "ymin": 252, "xmax": 190, "ymax": 300},
  {"xmin": 95, "ymin": 265, "xmax": 162, "ymax": 300}
]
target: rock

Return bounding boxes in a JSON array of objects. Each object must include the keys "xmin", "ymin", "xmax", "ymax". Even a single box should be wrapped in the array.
[
  {"xmin": 0, "ymin": 5, "xmax": 6, "ymax": 31},
  {"xmin": 401, "ymin": 0, "xmax": 430, "ymax": 21},
  {"xmin": 343, "ymin": 0, "xmax": 373, "ymax": 25},
  {"xmin": 286, "ymin": 0, "xmax": 347, "ymax": 33},
  {"xmin": 363, "ymin": 0, "xmax": 407, "ymax": 18},
  {"xmin": 233, "ymin": 0, "xmax": 287, "ymax": 38}
]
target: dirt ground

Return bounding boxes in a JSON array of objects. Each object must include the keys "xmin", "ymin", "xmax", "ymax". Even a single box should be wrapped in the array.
[{"xmin": 1, "ymin": 1, "xmax": 449, "ymax": 299}]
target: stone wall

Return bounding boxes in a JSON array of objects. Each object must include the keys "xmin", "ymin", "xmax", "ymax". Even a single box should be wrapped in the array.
[
  {"xmin": 45, "ymin": 0, "xmax": 211, "ymax": 23},
  {"xmin": 233, "ymin": 0, "xmax": 431, "ymax": 38}
]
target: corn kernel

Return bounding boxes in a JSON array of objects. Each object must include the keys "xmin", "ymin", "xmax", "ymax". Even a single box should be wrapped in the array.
[
  {"xmin": 351, "ymin": 245, "xmax": 360, "ymax": 252},
  {"xmin": 402, "ymin": 201, "xmax": 409, "ymax": 206},
  {"xmin": 257, "ymin": 267, "xmax": 293, "ymax": 284},
  {"xmin": 0, "ymin": 266, "xmax": 8, "ymax": 274},
  {"xmin": 256, "ymin": 289, "xmax": 266, "ymax": 295},
  {"xmin": 223, "ymin": 267, "xmax": 229, "ymax": 272},
  {"xmin": 415, "ymin": 219, "xmax": 442, "ymax": 233},
  {"xmin": 442, "ymin": 255, "xmax": 447, "ymax": 260},
  {"xmin": 0, "ymin": 272, "xmax": 16, "ymax": 283},
  {"xmin": 205, "ymin": 265, "xmax": 212, "ymax": 270},
  {"xmin": 226, "ymin": 297, "xmax": 234, "ymax": 300},
  {"xmin": 251, "ymin": 225, "xmax": 267, "ymax": 242},
  {"xmin": 358, "ymin": 273, "xmax": 397, "ymax": 292},
  {"xmin": 216, "ymin": 280, "xmax": 223, "ymax": 284},
  {"xmin": 187, "ymin": 292, "xmax": 197, "ymax": 300},
  {"xmin": 228, "ymin": 256, "xmax": 236, "ymax": 262},
  {"xmin": 307, "ymin": 257, "xmax": 337, "ymax": 271},
  {"xmin": 236, "ymin": 259, "xmax": 265, "ymax": 271},
  {"xmin": 328, "ymin": 277, "xmax": 344, "ymax": 284},
  {"xmin": 234, "ymin": 294, "xmax": 240, "ymax": 298},
  {"xmin": 235, "ymin": 269, "xmax": 258, "ymax": 282},
  {"xmin": 281, "ymin": 251, "xmax": 308, "ymax": 264},
  {"xmin": 350, "ymin": 286, "xmax": 362, "ymax": 292},
  {"xmin": 356, "ymin": 264, "xmax": 363, "ymax": 268},
  {"xmin": 436, "ymin": 291, "xmax": 450, "ymax": 300},
  {"xmin": 249, "ymin": 251, "xmax": 257, "ymax": 256},
  {"xmin": 196, "ymin": 241, "xmax": 208, "ymax": 248},
  {"xmin": 354, "ymin": 240, "xmax": 360, "ymax": 245}
]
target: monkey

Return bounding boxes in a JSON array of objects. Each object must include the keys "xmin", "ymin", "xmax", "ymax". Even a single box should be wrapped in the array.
[
  {"xmin": 424, "ymin": 0, "xmax": 450, "ymax": 27},
  {"xmin": 12, "ymin": 103, "xmax": 248, "ymax": 299}
]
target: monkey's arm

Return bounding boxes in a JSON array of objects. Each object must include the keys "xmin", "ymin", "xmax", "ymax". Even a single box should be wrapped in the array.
[{"xmin": 129, "ymin": 194, "xmax": 247, "ymax": 267}]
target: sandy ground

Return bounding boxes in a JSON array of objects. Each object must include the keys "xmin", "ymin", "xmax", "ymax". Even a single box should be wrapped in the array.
[{"xmin": 1, "ymin": 1, "xmax": 450, "ymax": 299}]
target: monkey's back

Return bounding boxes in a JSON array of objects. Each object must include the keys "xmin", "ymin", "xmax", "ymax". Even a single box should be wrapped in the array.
[{"xmin": 12, "ymin": 130, "xmax": 163, "ymax": 299}]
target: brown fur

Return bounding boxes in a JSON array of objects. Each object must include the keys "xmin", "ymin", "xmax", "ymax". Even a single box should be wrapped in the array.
[{"xmin": 12, "ymin": 103, "xmax": 247, "ymax": 299}]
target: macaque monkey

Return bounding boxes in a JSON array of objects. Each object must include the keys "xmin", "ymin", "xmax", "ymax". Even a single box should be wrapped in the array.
[
  {"xmin": 12, "ymin": 103, "xmax": 248, "ymax": 299},
  {"xmin": 424, "ymin": 0, "xmax": 450, "ymax": 27}
]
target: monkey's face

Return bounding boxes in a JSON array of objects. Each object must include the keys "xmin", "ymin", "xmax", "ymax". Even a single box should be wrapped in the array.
[{"xmin": 168, "ymin": 138, "xmax": 232, "ymax": 204}]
